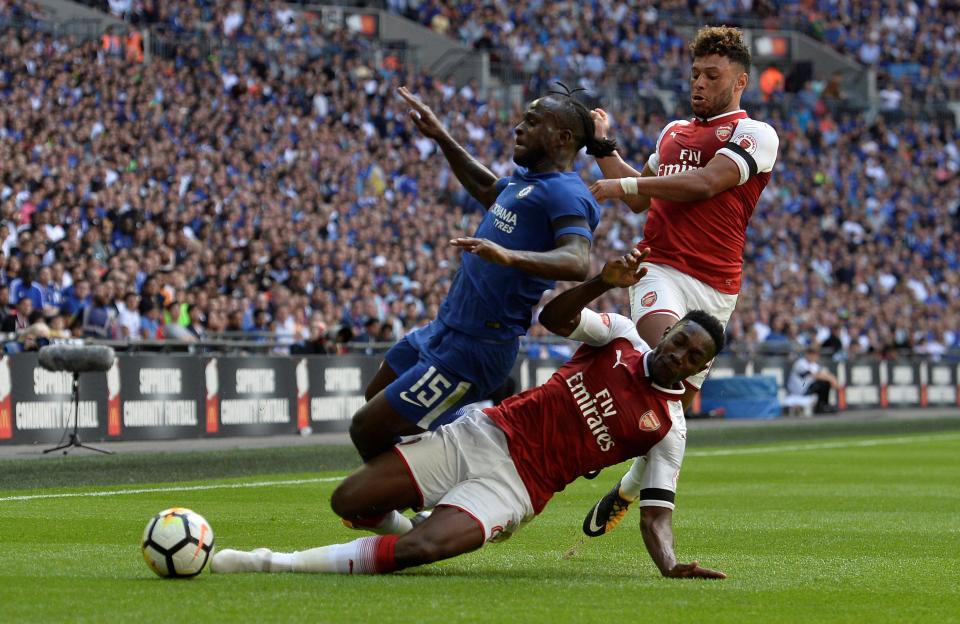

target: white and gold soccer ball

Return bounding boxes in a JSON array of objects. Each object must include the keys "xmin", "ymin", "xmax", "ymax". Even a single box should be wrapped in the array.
[{"xmin": 141, "ymin": 508, "xmax": 215, "ymax": 578}]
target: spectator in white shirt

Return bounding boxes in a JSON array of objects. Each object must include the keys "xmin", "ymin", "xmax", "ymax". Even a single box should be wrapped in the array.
[
  {"xmin": 117, "ymin": 291, "xmax": 142, "ymax": 340},
  {"xmin": 787, "ymin": 346, "xmax": 841, "ymax": 414}
]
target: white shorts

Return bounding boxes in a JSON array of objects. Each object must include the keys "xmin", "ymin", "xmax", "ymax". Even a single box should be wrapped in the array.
[
  {"xmin": 394, "ymin": 409, "xmax": 534, "ymax": 543},
  {"xmin": 629, "ymin": 262, "xmax": 738, "ymax": 388}
]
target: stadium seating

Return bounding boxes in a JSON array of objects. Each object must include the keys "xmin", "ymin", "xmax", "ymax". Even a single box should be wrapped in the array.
[{"xmin": 0, "ymin": 1, "xmax": 958, "ymax": 362}]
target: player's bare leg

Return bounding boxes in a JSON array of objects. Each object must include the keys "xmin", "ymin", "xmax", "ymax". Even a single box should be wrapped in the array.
[
  {"xmin": 391, "ymin": 506, "xmax": 485, "ymax": 566},
  {"xmin": 212, "ymin": 507, "xmax": 484, "ymax": 575},
  {"xmin": 332, "ymin": 447, "xmax": 421, "ymax": 535},
  {"xmin": 333, "ymin": 453, "xmax": 486, "ymax": 564},
  {"xmin": 349, "ymin": 391, "xmax": 424, "ymax": 461},
  {"xmin": 365, "ymin": 361, "xmax": 398, "ymax": 401},
  {"xmin": 584, "ymin": 312, "xmax": 679, "ymax": 537},
  {"xmin": 212, "ymin": 453, "xmax": 484, "ymax": 574},
  {"xmin": 634, "ymin": 312, "xmax": 679, "ymax": 351}
]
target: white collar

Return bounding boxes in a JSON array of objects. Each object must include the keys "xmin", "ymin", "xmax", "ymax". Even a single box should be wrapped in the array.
[
  {"xmin": 696, "ymin": 109, "xmax": 747, "ymax": 123},
  {"xmin": 642, "ymin": 352, "xmax": 686, "ymax": 395}
]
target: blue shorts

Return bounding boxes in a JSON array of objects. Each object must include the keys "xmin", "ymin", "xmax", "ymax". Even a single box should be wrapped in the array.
[{"xmin": 384, "ymin": 320, "xmax": 519, "ymax": 430}]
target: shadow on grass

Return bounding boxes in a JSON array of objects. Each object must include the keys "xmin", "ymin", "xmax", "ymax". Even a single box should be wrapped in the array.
[{"xmin": 0, "ymin": 445, "xmax": 362, "ymax": 491}]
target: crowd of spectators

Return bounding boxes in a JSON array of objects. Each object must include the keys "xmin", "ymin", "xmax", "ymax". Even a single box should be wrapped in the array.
[
  {"xmin": 1, "ymin": 1, "xmax": 959, "ymax": 362},
  {"xmin": 0, "ymin": 0, "xmax": 43, "ymax": 23},
  {"xmin": 392, "ymin": 0, "xmax": 695, "ymax": 98},
  {"xmin": 0, "ymin": 7, "xmax": 516, "ymax": 355},
  {"xmin": 393, "ymin": 0, "xmax": 960, "ymax": 106}
]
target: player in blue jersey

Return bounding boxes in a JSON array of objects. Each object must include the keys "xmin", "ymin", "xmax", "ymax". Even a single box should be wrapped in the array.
[{"xmin": 346, "ymin": 85, "xmax": 616, "ymax": 468}]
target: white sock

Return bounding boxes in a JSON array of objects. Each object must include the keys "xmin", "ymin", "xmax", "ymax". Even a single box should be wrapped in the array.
[
  {"xmin": 344, "ymin": 510, "xmax": 413, "ymax": 535},
  {"xmin": 262, "ymin": 536, "xmax": 393, "ymax": 574},
  {"xmin": 618, "ymin": 456, "xmax": 647, "ymax": 500},
  {"xmin": 378, "ymin": 510, "xmax": 414, "ymax": 535},
  {"xmin": 211, "ymin": 548, "xmax": 273, "ymax": 573}
]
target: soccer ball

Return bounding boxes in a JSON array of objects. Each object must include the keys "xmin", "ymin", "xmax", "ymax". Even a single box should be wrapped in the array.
[{"xmin": 141, "ymin": 508, "xmax": 215, "ymax": 578}]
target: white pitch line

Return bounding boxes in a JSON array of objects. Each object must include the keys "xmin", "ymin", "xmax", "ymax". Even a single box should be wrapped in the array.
[
  {"xmin": 2, "ymin": 432, "xmax": 958, "ymax": 503},
  {"xmin": 0, "ymin": 476, "xmax": 345, "ymax": 503},
  {"xmin": 687, "ymin": 432, "xmax": 960, "ymax": 457}
]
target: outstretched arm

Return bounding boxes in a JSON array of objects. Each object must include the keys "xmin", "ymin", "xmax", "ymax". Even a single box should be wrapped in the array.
[
  {"xmin": 591, "ymin": 109, "xmax": 653, "ymax": 213},
  {"xmin": 591, "ymin": 153, "xmax": 741, "ymax": 203},
  {"xmin": 451, "ymin": 231, "xmax": 591, "ymax": 283},
  {"xmin": 640, "ymin": 506, "xmax": 726, "ymax": 579},
  {"xmin": 592, "ymin": 119, "xmax": 778, "ymax": 204},
  {"xmin": 595, "ymin": 156, "xmax": 656, "ymax": 213},
  {"xmin": 538, "ymin": 247, "xmax": 650, "ymax": 336},
  {"xmin": 399, "ymin": 87, "xmax": 500, "ymax": 208}
]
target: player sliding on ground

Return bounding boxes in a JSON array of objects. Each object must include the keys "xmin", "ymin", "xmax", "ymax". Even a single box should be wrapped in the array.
[
  {"xmin": 347, "ymin": 84, "xmax": 615, "ymax": 463},
  {"xmin": 212, "ymin": 249, "xmax": 727, "ymax": 579},
  {"xmin": 583, "ymin": 26, "xmax": 779, "ymax": 538}
]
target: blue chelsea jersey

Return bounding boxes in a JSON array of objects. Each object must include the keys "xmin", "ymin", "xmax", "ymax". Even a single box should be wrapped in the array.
[{"xmin": 438, "ymin": 168, "xmax": 601, "ymax": 341}]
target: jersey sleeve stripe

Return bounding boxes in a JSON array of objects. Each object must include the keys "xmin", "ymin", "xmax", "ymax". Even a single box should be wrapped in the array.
[
  {"xmin": 647, "ymin": 152, "xmax": 659, "ymax": 172},
  {"xmin": 723, "ymin": 142, "xmax": 758, "ymax": 177},
  {"xmin": 639, "ymin": 487, "xmax": 676, "ymax": 504},
  {"xmin": 638, "ymin": 499, "xmax": 675, "ymax": 509},
  {"xmin": 553, "ymin": 226, "xmax": 593, "ymax": 240},
  {"xmin": 716, "ymin": 146, "xmax": 750, "ymax": 186}
]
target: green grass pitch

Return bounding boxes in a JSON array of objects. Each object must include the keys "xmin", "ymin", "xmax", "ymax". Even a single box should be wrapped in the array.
[{"xmin": 1, "ymin": 432, "xmax": 958, "ymax": 624}]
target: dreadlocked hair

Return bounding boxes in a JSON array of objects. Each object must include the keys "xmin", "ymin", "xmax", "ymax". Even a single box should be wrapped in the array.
[
  {"xmin": 546, "ymin": 82, "xmax": 618, "ymax": 158},
  {"xmin": 680, "ymin": 310, "xmax": 726, "ymax": 358},
  {"xmin": 689, "ymin": 26, "xmax": 751, "ymax": 73}
]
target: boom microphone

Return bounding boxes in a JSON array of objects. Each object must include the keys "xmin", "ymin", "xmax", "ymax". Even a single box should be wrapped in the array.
[{"xmin": 38, "ymin": 345, "xmax": 116, "ymax": 374}]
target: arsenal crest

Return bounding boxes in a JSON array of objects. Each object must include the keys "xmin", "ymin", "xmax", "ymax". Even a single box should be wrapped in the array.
[
  {"xmin": 715, "ymin": 123, "xmax": 734, "ymax": 141},
  {"xmin": 639, "ymin": 410, "xmax": 660, "ymax": 432},
  {"xmin": 640, "ymin": 291, "xmax": 657, "ymax": 307}
]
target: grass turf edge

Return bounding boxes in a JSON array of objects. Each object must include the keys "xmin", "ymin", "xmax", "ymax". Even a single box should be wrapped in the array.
[{"xmin": 1, "ymin": 414, "xmax": 958, "ymax": 491}]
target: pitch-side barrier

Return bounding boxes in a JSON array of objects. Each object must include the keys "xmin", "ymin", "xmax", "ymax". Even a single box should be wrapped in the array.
[{"xmin": 0, "ymin": 353, "xmax": 957, "ymax": 443}]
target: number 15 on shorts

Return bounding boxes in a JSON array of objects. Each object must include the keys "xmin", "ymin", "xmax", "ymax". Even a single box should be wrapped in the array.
[{"xmin": 400, "ymin": 366, "xmax": 471, "ymax": 429}]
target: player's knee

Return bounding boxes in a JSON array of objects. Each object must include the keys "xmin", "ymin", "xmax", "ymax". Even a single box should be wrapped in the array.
[
  {"xmin": 349, "ymin": 406, "xmax": 380, "ymax": 446},
  {"xmin": 348, "ymin": 415, "xmax": 368, "ymax": 448},
  {"xmin": 330, "ymin": 479, "xmax": 363, "ymax": 519}
]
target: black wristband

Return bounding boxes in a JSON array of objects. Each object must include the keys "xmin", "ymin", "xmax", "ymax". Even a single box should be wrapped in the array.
[{"xmin": 586, "ymin": 137, "xmax": 618, "ymax": 158}]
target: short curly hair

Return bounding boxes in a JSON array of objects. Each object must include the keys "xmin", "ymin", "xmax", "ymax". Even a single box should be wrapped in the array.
[
  {"xmin": 689, "ymin": 26, "xmax": 751, "ymax": 73},
  {"xmin": 680, "ymin": 310, "xmax": 726, "ymax": 358}
]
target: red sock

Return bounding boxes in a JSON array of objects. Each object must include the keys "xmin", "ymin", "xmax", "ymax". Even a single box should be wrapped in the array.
[{"xmin": 373, "ymin": 535, "xmax": 399, "ymax": 573}]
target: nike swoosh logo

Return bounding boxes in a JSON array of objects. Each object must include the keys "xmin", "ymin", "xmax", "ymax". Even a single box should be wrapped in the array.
[
  {"xmin": 587, "ymin": 505, "xmax": 605, "ymax": 534},
  {"xmin": 399, "ymin": 391, "xmax": 423, "ymax": 407}
]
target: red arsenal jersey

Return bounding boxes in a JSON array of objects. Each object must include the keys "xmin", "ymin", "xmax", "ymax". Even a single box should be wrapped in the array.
[
  {"xmin": 486, "ymin": 311, "xmax": 686, "ymax": 514},
  {"xmin": 641, "ymin": 110, "xmax": 779, "ymax": 294}
]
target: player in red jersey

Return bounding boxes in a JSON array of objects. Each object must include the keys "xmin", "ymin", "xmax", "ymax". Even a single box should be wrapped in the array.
[
  {"xmin": 210, "ymin": 249, "xmax": 727, "ymax": 580},
  {"xmin": 582, "ymin": 26, "xmax": 779, "ymax": 537}
]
